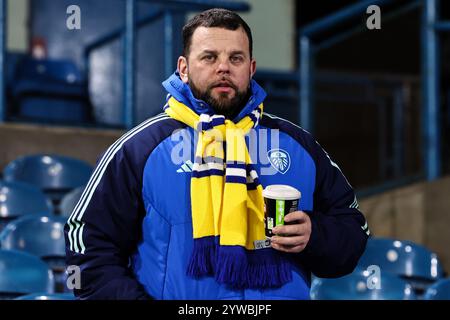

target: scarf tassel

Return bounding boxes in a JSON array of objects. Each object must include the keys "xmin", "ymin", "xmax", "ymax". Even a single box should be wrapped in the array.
[
  {"xmin": 188, "ymin": 239, "xmax": 292, "ymax": 289},
  {"xmin": 187, "ymin": 237, "xmax": 217, "ymax": 277},
  {"xmin": 244, "ymin": 249, "xmax": 293, "ymax": 289},
  {"xmin": 215, "ymin": 246, "xmax": 248, "ymax": 286}
]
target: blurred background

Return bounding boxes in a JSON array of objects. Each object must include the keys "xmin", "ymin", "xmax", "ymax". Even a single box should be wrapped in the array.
[{"xmin": 0, "ymin": 0, "xmax": 449, "ymax": 300}]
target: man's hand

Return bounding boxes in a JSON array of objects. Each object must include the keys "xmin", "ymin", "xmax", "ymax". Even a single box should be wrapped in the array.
[{"xmin": 271, "ymin": 211, "xmax": 312, "ymax": 253}]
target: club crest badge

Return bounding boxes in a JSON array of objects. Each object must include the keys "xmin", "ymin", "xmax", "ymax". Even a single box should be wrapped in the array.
[{"xmin": 268, "ymin": 149, "xmax": 291, "ymax": 174}]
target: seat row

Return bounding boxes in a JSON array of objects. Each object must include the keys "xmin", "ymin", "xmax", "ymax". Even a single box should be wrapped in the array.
[
  {"xmin": 311, "ymin": 237, "xmax": 450, "ymax": 300},
  {"xmin": 0, "ymin": 154, "xmax": 91, "ymax": 300}
]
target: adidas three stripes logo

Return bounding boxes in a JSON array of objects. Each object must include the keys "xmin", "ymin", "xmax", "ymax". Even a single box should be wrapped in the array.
[{"xmin": 177, "ymin": 160, "xmax": 194, "ymax": 173}]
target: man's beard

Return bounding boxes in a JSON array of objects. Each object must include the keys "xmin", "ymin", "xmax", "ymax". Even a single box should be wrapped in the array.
[{"xmin": 189, "ymin": 77, "xmax": 251, "ymax": 119}]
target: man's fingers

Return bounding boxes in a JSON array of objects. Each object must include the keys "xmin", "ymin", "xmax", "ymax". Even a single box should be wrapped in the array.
[
  {"xmin": 271, "ymin": 235, "xmax": 306, "ymax": 247},
  {"xmin": 272, "ymin": 224, "xmax": 307, "ymax": 236},
  {"xmin": 283, "ymin": 211, "xmax": 308, "ymax": 223},
  {"xmin": 268, "ymin": 210, "xmax": 311, "ymax": 254}
]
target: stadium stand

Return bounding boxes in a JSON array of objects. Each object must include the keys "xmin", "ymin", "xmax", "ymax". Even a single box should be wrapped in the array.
[
  {"xmin": 357, "ymin": 237, "xmax": 445, "ymax": 296},
  {"xmin": 0, "ymin": 215, "xmax": 69, "ymax": 293},
  {"xmin": 310, "ymin": 267, "xmax": 416, "ymax": 300}
]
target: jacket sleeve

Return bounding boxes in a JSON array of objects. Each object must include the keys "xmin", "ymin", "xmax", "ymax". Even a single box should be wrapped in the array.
[
  {"xmin": 64, "ymin": 145, "xmax": 152, "ymax": 300},
  {"xmin": 298, "ymin": 139, "xmax": 370, "ymax": 278}
]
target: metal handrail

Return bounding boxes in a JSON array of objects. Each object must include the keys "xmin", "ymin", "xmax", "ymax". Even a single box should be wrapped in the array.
[
  {"xmin": 299, "ymin": 0, "xmax": 420, "ymax": 133},
  {"xmin": 299, "ymin": 0, "xmax": 444, "ymax": 181}
]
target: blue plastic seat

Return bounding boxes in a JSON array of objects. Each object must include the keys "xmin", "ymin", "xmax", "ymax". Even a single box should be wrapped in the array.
[
  {"xmin": 0, "ymin": 215, "xmax": 66, "ymax": 259},
  {"xmin": 10, "ymin": 57, "xmax": 92, "ymax": 124},
  {"xmin": 3, "ymin": 154, "xmax": 93, "ymax": 203},
  {"xmin": 15, "ymin": 292, "xmax": 75, "ymax": 300},
  {"xmin": 59, "ymin": 186, "xmax": 85, "ymax": 218},
  {"xmin": 0, "ymin": 180, "xmax": 52, "ymax": 231},
  {"xmin": 310, "ymin": 268, "xmax": 416, "ymax": 300},
  {"xmin": 0, "ymin": 215, "xmax": 68, "ymax": 293},
  {"xmin": 357, "ymin": 237, "xmax": 444, "ymax": 294},
  {"xmin": 0, "ymin": 249, "xmax": 55, "ymax": 299},
  {"xmin": 424, "ymin": 278, "xmax": 450, "ymax": 300}
]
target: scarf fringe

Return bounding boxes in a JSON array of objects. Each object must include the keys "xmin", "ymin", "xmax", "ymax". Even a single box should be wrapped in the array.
[
  {"xmin": 187, "ymin": 237, "xmax": 216, "ymax": 277},
  {"xmin": 188, "ymin": 239, "xmax": 292, "ymax": 289},
  {"xmin": 244, "ymin": 249, "xmax": 292, "ymax": 289},
  {"xmin": 215, "ymin": 246, "xmax": 248, "ymax": 286}
]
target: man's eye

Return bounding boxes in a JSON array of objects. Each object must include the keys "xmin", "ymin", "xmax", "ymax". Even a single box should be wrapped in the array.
[
  {"xmin": 231, "ymin": 56, "xmax": 243, "ymax": 63},
  {"xmin": 203, "ymin": 55, "xmax": 215, "ymax": 61}
]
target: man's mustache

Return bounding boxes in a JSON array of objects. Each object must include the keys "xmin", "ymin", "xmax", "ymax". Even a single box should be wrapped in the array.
[{"xmin": 208, "ymin": 79, "xmax": 238, "ymax": 91}]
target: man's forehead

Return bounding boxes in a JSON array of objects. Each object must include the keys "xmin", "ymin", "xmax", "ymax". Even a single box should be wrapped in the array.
[{"xmin": 190, "ymin": 26, "xmax": 249, "ymax": 53}]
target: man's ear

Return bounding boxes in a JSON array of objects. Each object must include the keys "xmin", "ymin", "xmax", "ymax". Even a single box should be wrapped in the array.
[
  {"xmin": 178, "ymin": 56, "xmax": 189, "ymax": 83},
  {"xmin": 250, "ymin": 58, "xmax": 256, "ymax": 78}
]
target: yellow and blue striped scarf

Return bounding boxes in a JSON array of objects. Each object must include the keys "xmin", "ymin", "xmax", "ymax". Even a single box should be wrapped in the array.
[{"xmin": 165, "ymin": 96, "xmax": 291, "ymax": 289}]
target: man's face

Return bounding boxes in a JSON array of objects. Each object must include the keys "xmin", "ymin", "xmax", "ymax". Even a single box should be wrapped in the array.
[{"xmin": 178, "ymin": 26, "xmax": 256, "ymax": 118}]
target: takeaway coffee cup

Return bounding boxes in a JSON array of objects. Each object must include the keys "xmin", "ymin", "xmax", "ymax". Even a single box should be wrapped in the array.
[{"xmin": 262, "ymin": 185, "xmax": 301, "ymax": 238}]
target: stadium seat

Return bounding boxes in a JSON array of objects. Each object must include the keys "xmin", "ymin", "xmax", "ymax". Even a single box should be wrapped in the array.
[
  {"xmin": 357, "ymin": 237, "xmax": 444, "ymax": 293},
  {"xmin": 0, "ymin": 215, "xmax": 68, "ymax": 293},
  {"xmin": 0, "ymin": 249, "xmax": 54, "ymax": 299},
  {"xmin": 10, "ymin": 57, "xmax": 92, "ymax": 124},
  {"xmin": 310, "ymin": 267, "xmax": 416, "ymax": 300},
  {"xmin": 0, "ymin": 180, "xmax": 52, "ymax": 231},
  {"xmin": 3, "ymin": 154, "xmax": 93, "ymax": 204},
  {"xmin": 424, "ymin": 278, "xmax": 450, "ymax": 300},
  {"xmin": 15, "ymin": 292, "xmax": 75, "ymax": 300},
  {"xmin": 0, "ymin": 215, "xmax": 65, "ymax": 259},
  {"xmin": 59, "ymin": 185, "xmax": 85, "ymax": 218}
]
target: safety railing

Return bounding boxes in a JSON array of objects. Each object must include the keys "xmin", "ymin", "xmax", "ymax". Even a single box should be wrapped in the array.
[{"xmin": 299, "ymin": 0, "xmax": 450, "ymax": 182}]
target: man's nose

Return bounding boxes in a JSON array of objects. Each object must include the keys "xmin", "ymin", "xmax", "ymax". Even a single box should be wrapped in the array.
[{"xmin": 216, "ymin": 58, "xmax": 230, "ymax": 74}]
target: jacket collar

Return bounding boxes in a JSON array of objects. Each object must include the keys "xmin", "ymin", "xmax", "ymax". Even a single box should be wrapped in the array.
[{"xmin": 162, "ymin": 71, "xmax": 267, "ymax": 122}]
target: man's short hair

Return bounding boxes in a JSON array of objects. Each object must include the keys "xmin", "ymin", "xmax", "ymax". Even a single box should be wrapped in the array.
[{"xmin": 182, "ymin": 8, "xmax": 253, "ymax": 58}]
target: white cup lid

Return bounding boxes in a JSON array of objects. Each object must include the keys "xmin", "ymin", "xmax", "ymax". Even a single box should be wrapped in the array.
[{"xmin": 262, "ymin": 185, "xmax": 301, "ymax": 200}]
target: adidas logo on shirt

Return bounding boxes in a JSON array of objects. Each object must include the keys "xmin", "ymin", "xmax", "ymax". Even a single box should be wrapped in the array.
[{"xmin": 177, "ymin": 160, "xmax": 194, "ymax": 173}]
